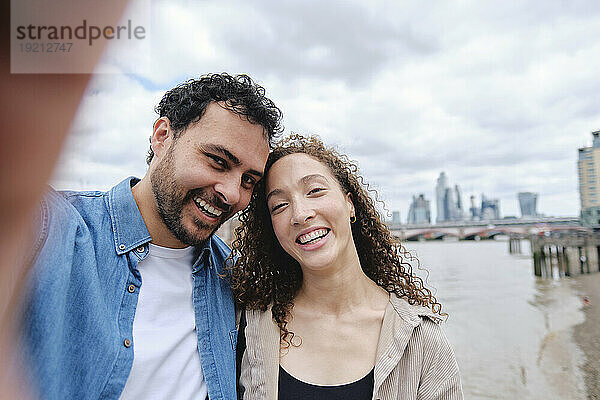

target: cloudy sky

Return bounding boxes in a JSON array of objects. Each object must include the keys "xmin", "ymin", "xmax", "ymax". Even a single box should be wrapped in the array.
[{"xmin": 52, "ymin": 0, "xmax": 600, "ymax": 221}]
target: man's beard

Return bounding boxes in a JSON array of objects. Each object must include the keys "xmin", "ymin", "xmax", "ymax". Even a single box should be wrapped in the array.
[{"xmin": 150, "ymin": 150, "xmax": 230, "ymax": 246}]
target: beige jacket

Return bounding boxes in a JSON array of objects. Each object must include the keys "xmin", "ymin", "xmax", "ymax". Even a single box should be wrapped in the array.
[{"xmin": 240, "ymin": 294, "xmax": 463, "ymax": 400}]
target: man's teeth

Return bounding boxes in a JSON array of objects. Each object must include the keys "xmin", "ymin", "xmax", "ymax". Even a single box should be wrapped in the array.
[
  {"xmin": 298, "ymin": 228, "xmax": 329, "ymax": 245},
  {"xmin": 194, "ymin": 198, "xmax": 222, "ymax": 217}
]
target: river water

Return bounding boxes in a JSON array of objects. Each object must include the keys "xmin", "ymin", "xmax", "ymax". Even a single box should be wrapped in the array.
[{"xmin": 405, "ymin": 239, "xmax": 587, "ymax": 400}]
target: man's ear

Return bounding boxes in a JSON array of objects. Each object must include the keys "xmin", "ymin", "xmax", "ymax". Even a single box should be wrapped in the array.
[{"xmin": 150, "ymin": 117, "xmax": 173, "ymax": 160}]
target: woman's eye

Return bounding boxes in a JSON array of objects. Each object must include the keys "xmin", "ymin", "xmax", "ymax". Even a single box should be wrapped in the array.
[
  {"xmin": 271, "ymin": 203, "xmax": 286, "ymax": 212},
  {"xmin": 308, "ymin": 188, "xmax": 325, "ymax": 195}
]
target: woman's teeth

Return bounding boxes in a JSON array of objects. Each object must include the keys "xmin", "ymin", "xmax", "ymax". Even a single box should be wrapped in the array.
[{"xmin": 297, "ymin": 228, "xmax": 329, "ymax": 244}]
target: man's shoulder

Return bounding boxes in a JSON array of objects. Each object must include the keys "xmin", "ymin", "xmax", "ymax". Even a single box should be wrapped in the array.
[
  {"xmin": 31, "ymin": 187, "xmax": 109, "ymax": 261},
  {"xmin": 42, "ymin": 186, "xmax": 107, "ymax": 218},
  {"xmin": 43, "ymin": 178, "xmax": 139, "ymax": 226}
]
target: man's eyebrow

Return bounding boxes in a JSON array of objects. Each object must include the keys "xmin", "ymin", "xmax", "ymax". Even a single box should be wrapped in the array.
[
  {"xmin": 201, "ymin": 144, "xmax": 263, "ymax": 178},
  {"xmin": 202, "ymin": 144, "xmax": 240, "ymax": 165}
]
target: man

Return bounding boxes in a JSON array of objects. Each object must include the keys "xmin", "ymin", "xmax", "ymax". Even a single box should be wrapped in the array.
[{"xmin": 21, "ymin": 73, "xmax": 283, "ymax": 400}]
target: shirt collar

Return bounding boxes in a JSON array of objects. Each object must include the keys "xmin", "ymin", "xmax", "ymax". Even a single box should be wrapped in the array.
[
  {"xmin": 108, "ymin": 177, "xmax": 152, "ymax": 255},
  {"xmin": 192, "ymin": 237, "xmax": 215, "ymax": 272}
]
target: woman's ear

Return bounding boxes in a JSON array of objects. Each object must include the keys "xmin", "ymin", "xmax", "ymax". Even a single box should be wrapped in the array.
[{"xmin": 346, "ymin": 192, "xmax": 356, "ymax": 219}]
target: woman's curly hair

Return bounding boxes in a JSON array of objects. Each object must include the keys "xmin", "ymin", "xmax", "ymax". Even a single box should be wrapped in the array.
[{"xmin": 228, "ymin": 134, "xmax": 443, "ymax": 347}]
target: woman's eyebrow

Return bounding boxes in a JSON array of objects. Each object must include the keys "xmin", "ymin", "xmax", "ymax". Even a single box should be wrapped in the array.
[
  {"xmin": 300, "ymin": 174, "xmax": 328, "ymax": 185},
  {"xmin": 266, "ymin": 174, "xmax": 328, "ymax": 202},
  {"xmin": 266, "ymin": 188, "xmax": 284, "ymax": 203}
]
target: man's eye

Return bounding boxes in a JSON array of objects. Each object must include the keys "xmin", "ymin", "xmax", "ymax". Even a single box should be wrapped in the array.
[
  {"xmin": 308, "ymin": 188, "xmax": 325, "ymax": 195},
  {"xmin": 242, "ymin": 175, "xmax": 257, "ymax": 188},
  {"xmin": 208, "ymin": 154, "xmax": 227, "ymax": 168}
]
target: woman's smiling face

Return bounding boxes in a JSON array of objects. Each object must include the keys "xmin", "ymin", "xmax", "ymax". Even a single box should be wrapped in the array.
[{"xmin": 266, "ymin": 153, "xmax": 356, "ymax": 272}]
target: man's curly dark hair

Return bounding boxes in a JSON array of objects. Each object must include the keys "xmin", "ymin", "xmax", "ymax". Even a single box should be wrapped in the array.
[
  {"xmin": 228, "ymin": 134, "xmax": 444, "ymax": 348},
  {"xmin": 146, "ymin": 73, "xmax": 283, "ymax": 164}
]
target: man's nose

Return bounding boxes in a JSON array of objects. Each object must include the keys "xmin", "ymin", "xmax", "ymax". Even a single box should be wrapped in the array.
[{"xmin": 214, "ymin": 178, "xmax": 241, "ymax": 206}]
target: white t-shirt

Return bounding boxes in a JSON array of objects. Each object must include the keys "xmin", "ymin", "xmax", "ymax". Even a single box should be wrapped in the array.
[{"xmin": 120, "ymin": 243, "xmax": 207, "ymax": 400}]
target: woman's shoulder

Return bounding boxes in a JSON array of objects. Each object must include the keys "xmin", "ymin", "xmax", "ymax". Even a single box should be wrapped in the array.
[
  {"xmin": 243, "ymin": 306, "xmax": 276, "ymax": 330},
  {"xmin": 388, "ymin": 293, "xmax": 443, "ymax": 326},
  {"xmin": 387, "ymin": 294, "xmax": 457, "ymax": 364}
]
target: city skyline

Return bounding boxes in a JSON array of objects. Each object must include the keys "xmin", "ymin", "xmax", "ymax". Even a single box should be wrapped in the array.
[
  {"xmin": 398, "ymin": 172, "xmax": 542, "ymax": 225},
  {"xmin": 50, "ymin": 1, "xmax": 599, "ymax": 219}
]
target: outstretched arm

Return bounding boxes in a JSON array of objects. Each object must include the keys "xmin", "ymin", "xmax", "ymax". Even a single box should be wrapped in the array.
[{"xmin": 0, "ymin": 2, "xmax": 129, "ymax": 398}]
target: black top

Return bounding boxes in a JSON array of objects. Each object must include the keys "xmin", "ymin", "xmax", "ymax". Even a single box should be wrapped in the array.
[{"xmin": 278, "ymin": 365, "xmax": 374, "ymax": 400}]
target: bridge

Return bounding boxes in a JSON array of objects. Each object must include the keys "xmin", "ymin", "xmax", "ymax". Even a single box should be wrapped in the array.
[{"xmin": 386, "ymin": 217, "xmax": 585, "ymax": 241}]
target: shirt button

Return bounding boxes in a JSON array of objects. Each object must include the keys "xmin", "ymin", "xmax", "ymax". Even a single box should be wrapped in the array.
[
  {"xmin": 136, "ymin": 246, "xmax": 145, "ymax": 253},
  {"xmin": 123, "ymin": 338, "xmax": 132, "ymax": 348},
  {"xmin": 127, "ymin": 284, "xmax": 136, "ymax": 293},
  {"xmin": 119, "ymin": 244, "xmax": 126, "ymax": 250}
]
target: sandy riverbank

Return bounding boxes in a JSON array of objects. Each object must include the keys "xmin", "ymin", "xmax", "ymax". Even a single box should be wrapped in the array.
[{"xmin": 573, "ymin": 272, "xmax": 600, "ymax": 400}]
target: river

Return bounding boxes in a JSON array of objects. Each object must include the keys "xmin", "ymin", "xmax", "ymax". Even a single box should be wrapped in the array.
[{"xmin": 405, "ymin": 239, "xmax": 587, "ymax": 399}]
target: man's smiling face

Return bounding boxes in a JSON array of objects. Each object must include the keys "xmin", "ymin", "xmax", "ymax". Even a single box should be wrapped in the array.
[{"xmin": 150, "ymin": 102, "xmax": 269, "ymax": 246}]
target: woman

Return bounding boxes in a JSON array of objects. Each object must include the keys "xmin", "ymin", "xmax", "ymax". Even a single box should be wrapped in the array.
[{"xmin": 229, "ymin": 135, "xmax": 462, "ymax": 399}]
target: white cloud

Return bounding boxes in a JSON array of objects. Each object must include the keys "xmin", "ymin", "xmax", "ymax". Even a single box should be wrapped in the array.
[{"xmin": 53, "ymin": 0, "xmax": 600, "ymax": 220}]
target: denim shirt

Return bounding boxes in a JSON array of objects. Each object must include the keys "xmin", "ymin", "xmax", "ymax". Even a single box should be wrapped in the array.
[{"xmin": 21, "ymin": 177, "xmax": 237, "ymax": 400}]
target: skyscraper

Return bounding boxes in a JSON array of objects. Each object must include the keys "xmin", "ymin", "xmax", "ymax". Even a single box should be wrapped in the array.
[
  {"xmin": 435, "ymin": 172, "xmax": 448, "ymax": 223},
  {"xmin": 407, "ymin": 194, "xmax": 431, "ymax": 225},
  {"xmin": 435, "ymin": 172, "xmax": 464, "ymax": 223},
  {"xmin": 469, "ymin": 195, "xmax": 479, "ymax": 220},
  {"xmin": 578, "ymin": 130, "xmax": 600, "ymax": 226},
  {"xmin": 518, "ymin": 192, "xmax": 538, "ymax": 218},
  {"xmin": 481, "ymin": 194, "xmax": 501, "ymax": 220},
  {"xmin": 454, "ymin": 185, "xmax": 464, "ymax": 220},
  {"xmin": 391, "ymin": 211, "xmax": 401, "ymax": 225}
]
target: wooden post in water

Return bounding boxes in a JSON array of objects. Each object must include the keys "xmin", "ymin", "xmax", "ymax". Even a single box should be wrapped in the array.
[
  {"xmin": 556, "ymin": 246, "xmax": 564, "ymax": 277},
  {"xmin": 509, "ymin": 237, "xmax": 518, "ymax": 254},
  {"xmin": 533, "ymin": 250, "xmax": 542, "ymax": 277},
  {"xmin": 548, "ymin": 246, "xmax": 552, "ymax": 278},
  {"xmin": 585, "ymin": 246, "xmax": 590, "ymax": 274},
  {"xmin": 541, "ymin": 246, "xmax": 548, "ymax": 278},
  {"xmin": 547, "ymin": 246, "xmax": 553, "ymax": 278},
  {"xmin": 563, "ymin": 246, "xmax": 571, "ymax": 277},
  {"xmin": 548, "ymin": 246, "xmax": 555, "ymax": 278},
  {"xmin": 539, "ymin": 247, "xmax": 545, "ymax": 278},
  {"xmin": 549, "ymin": 246, "xmax": 556, "ymax": 278},
  {"xmin": 512, "ymin": 238, "xmax": 521, "ymax": 254}
]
